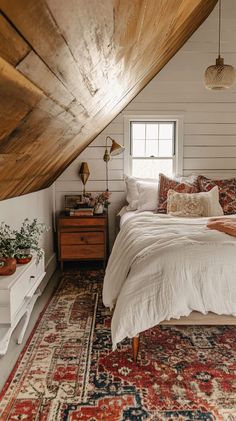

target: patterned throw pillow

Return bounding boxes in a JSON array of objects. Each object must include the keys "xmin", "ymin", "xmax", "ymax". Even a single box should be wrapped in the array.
[
  {"xmin": 157, "ymin": 173, "xmax": 199, "ymax": 214},
  {"xmin": 198, "ymin": 175, "xmax": 236, "ymax": 215},
  {"xmin": 167, "ymin": 186, "xmax": 223, "ymax": 217}
]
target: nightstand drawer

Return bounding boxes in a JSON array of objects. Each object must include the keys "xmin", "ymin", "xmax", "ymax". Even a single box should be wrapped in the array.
[
  {"xmin": 59, "ymin": 218, "xmax": 106, "ymax": 227},
  {"xmin": 61, "ymin": 244, "xmax": 104, "ymax": 259},
  {"xmin": 61, "ymin": 232, "xmax": 104, "ymax": 245},
  {"xmin": 57, "ymin": 213, "xmax": 108, "ymax": 269}
]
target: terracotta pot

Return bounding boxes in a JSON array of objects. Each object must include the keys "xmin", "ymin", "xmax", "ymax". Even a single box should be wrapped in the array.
[
  {"xmin": 16, "ymin": 255, "xmax": 32, "ymax": 264},
  {"xmin": 0, "ymin": 258, "xmax": 17, "ymax": 276}
]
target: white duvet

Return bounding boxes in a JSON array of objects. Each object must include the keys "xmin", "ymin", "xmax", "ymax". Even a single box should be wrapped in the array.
[{"xmin": 103, "ymin": 213, "xmax": 236, "ymax": 349}]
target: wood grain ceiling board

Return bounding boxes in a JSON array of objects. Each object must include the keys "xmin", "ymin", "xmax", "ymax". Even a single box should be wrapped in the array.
[
  {"xmin": 0, "ymin": 13, "xmax": 30, "ymax": 66},
  {"xmin": 0, "ymin": 0, "xmax": 217, "ymax": 199},
  {"xmin": 0, "ymin": 57, "xmax": 42, "ymax": 141}
]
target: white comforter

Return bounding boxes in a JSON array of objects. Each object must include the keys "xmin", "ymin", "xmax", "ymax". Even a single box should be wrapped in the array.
[{"xmin": 103, "ymin": 213, "xmax": 236, "ymax": 349}]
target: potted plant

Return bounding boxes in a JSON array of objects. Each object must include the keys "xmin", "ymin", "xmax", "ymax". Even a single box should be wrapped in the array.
[
  {"xmin": 0, "ymin": 223, "xmax": 17, "ymax": 275},
  {"xmin": 14, "ymin": 218, "xmax": 47, "ymax": 264},
  {"xmin": 85, "ymin": 191, "xmax": 111, "ymax": 214}
]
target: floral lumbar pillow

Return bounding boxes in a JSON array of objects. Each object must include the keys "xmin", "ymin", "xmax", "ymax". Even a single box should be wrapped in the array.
[
  {"xmin": 157, "ymin": 173, "xmax": 199, "ymax": 214},
  {"xmin": 197, "ymin": 175, "xmax": 236, "ymax": 215},
  {"xmin": 167, "ymin": 186, "xmax": 223, "ymax": 217}
]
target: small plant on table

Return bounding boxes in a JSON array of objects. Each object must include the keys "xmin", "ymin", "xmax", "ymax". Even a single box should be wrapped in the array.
[
  {"xmin": 0, "ymin": 223, "xmax": 17, "ymax": 275},
  {"xmin": 14, "ymin": 218, "xmax": 47, "ymax": 263}
]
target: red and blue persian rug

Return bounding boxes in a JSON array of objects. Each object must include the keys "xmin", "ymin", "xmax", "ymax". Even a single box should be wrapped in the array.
[{"xmin": 0, "ymin": 270, "xmax": 236, "ymax": 420}]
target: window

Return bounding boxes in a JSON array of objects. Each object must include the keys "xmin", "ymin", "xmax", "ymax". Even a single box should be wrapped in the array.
[{"xmin": 124, "ymin": 116, "xmax": 183, "ymax": 178}]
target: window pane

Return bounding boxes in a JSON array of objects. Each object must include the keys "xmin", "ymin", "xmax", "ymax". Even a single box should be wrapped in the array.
[
  {"xmin": 159, "ymin": 139, "xmax": 173, "ymax": 157},
  {"xmin": 146, "ymin": 140, "xmax": 158, "ymax": 157},
  {"xmin": 146, "ymin": 123, "xmax": 158, "ymax": 140},
  {"xmin": 132, "ymin": 140, "xmax": 145, "ymax": 157},
  {"xmin": 159, "ymin": 123, "xmax": 173, "ymax": 139},
  {"xmin": 132, "ymin": 123, "xmax": 145, "ymax": 139},
  {"xmin": 132, "ymin": 159, "xmax": 173, "ymax": 178}
]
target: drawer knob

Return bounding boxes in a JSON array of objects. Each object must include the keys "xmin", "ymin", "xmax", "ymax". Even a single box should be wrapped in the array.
[
  {"xmin": 81, "ymin": 237, "xmax": 84, "ymax": 241},
  {"xmin": 30, "ymin": 275, "xmax": 35, "ymax": 279}
]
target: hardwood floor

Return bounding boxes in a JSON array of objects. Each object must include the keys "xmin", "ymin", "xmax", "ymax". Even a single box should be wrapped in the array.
[{"xmin": 0, "ymin": 269, "xmax": 60, "ymax": 391}]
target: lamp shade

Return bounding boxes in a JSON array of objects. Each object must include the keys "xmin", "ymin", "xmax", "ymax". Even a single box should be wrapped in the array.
[
  {"xmin": 204, "ymin": 0, "xmax": 235, "ymax": 90},
  {"xmin": 110, "ymin": 139, "xmax": 125, "ymax": 156},
  {"xmin": 204, "ymin": 57, "xmax": 236, "ymax": 90}
]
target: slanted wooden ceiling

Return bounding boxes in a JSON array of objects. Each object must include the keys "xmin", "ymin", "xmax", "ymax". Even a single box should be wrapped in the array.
[{"xmin": 0, "ymin": 0, "xmax": 217, "ymax": 200}]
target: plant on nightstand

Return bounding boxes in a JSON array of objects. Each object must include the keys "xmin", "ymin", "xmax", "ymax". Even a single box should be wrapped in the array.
[
  {"xmin": 14, "ymin": 218, "xmax": 47, "ymax": 264},
  {"xmin": 85, "ymin": 191, "xmax": 111, "ymax": 214}
]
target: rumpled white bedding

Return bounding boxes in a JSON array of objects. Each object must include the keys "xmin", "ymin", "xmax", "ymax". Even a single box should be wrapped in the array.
[
  {"xmin": 118, "ymin": 206, "xmax": 154, "ymax": 227},
  {"xmin": 103, "ymin": 213, "xmax": 236, "ymax": 350}
]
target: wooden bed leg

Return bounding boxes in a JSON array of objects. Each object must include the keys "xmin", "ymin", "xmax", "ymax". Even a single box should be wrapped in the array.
[{"xmin": 132, "ymin": 335, "xmax": 139, "ymax": 363}]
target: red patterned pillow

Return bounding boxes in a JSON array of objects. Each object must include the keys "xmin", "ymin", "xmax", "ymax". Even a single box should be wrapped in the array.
[
  {"xmin": 198, "ymin": 175, "xmax": 236, "ymax": 215},
  {"xmin": 157, "ymin": 173, "xmax": 199, "ymax": 213}
]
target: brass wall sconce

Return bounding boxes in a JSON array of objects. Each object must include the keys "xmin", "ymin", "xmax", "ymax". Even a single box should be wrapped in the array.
[
  {"xmin": 79, "ymin": 162, "xmax": 90, "ymax": 195},
  {"xmin": 103, "ymin": 136, "xmax": 125, "ymax": 190}
]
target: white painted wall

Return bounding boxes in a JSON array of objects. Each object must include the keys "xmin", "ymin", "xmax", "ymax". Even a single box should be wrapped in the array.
[
  {"xmin": 55, "ymin": 0, "xmax": 236, "ymax": 247},
  {"xmin": 0, "ymin": 186, "xmax": 56, "ymax": 272}
]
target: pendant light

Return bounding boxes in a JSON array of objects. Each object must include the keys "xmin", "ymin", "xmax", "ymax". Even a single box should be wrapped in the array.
[{"xmin": 204, "ymin": 0, "xmax": 235, "ymax": 90}]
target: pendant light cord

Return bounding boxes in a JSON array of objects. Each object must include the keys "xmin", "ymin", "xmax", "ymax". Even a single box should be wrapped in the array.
[{"xmin": 218, "ymin": 0, "xmax": 221, "ymax": 58}]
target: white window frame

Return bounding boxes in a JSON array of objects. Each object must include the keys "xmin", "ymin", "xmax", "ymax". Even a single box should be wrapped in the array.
[{"xmin": 124, "ymin": 114, "xmax": 183, "ymax": 177}]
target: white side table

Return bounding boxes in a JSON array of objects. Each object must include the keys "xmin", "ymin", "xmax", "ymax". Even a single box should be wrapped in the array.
[{"xmin": 0, "ymin": 253, "xmax": 45, "ymax": 356}]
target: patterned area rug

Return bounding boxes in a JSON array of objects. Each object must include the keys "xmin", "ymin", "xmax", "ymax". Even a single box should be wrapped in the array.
[{"xmin": 0, "ymin": 270, "xmax": 236, "ymax": 421}]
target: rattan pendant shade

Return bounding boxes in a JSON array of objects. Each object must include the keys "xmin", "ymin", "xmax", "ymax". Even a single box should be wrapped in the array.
[
  {"xmin": 204, "ymin": 57, "xmax": 235, "ymax": 90},
  {"xmin": 204, "ymin": 0, "xmax": 235, "ymax": 90}
]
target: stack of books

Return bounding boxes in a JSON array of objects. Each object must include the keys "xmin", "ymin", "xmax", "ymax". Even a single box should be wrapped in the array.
[{"xmin": 69, "ymin": 207, "xmax": 94, "ymax": 216}]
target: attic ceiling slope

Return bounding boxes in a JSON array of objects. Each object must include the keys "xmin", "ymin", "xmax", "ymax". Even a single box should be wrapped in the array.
[{"xmin": 0, "ymin": 0, "xmax": 217, "ymax": 200}]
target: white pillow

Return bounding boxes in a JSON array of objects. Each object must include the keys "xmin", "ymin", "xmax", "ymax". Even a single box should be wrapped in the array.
[
  {"xmin": 176, "ymin": 174, "xmax": 198, "ymax": 185},
  {"xmin": 137, "ymin": 181, "xmax": 159, "ymax": 211},
  {"xmin": 167, "ymin": 186, "xmax": 223, "ymax": 217},
  {"xmin": 124, "ymin": 175, "xmax": 157, "ymax": 211}
]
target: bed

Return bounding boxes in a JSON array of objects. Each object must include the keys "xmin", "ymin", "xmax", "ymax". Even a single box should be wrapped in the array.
[{"xmin": 103, "ymin": 210, "xmax": 236, "ymax": 360}]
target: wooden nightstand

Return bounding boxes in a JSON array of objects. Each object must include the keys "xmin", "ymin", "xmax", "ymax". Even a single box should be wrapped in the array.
[{"xmin": 57, "ymin": 213, "xmax": 108, "ymax": 270}]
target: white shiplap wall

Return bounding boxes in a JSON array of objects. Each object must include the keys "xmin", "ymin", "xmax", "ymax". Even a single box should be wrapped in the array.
[
  {"xmin": 55, "ymin": 0, "xmax": 236, "ymax": 247},
  {"xmin": 0, "ymin": 186, "xmax": 56, "ymax": 272}
]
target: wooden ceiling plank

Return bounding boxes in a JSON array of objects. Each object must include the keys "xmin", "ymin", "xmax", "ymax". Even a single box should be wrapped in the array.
[
  {"xmin": 0, "ymin": 110, "xmax": 84, "ymax": 178},
  {"xmin": 0, "ymin": 56, "xmax": 43, "ymax": 101},
  {"xmin": 37, "ymin": 97, "xmax": 67, "ymax": 118},
  {"xmin": 0, "ymin": 176, "xmax": 48, "ymax": 200},
  {"xmin": 0, "ymin": 12, "xmax": 30, "ymax": 66},
  {"xmin": 17, "ymin": 51, "xmax": 75, "ymax": 109},
  {"xmin": 46, "ymin": 0, "xmax": 113, "ymax": 95},
  {"xmin": 0, "ymin": 154, "xmax": 31, "ymax": 185},
  {"xmin": 0, "ymin": 108, "xmax": 54, "ymax": 154},
  {"xmin": 0, "ymin": 0, "xmax": 93, "ymax": 107},
  {"xmin": 0, "ymin": 100, "xmax": 30, "ymax": 142},
  {"xmin": 0, "ymin": 57, "xmax": 43, "ymax": 142}
]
